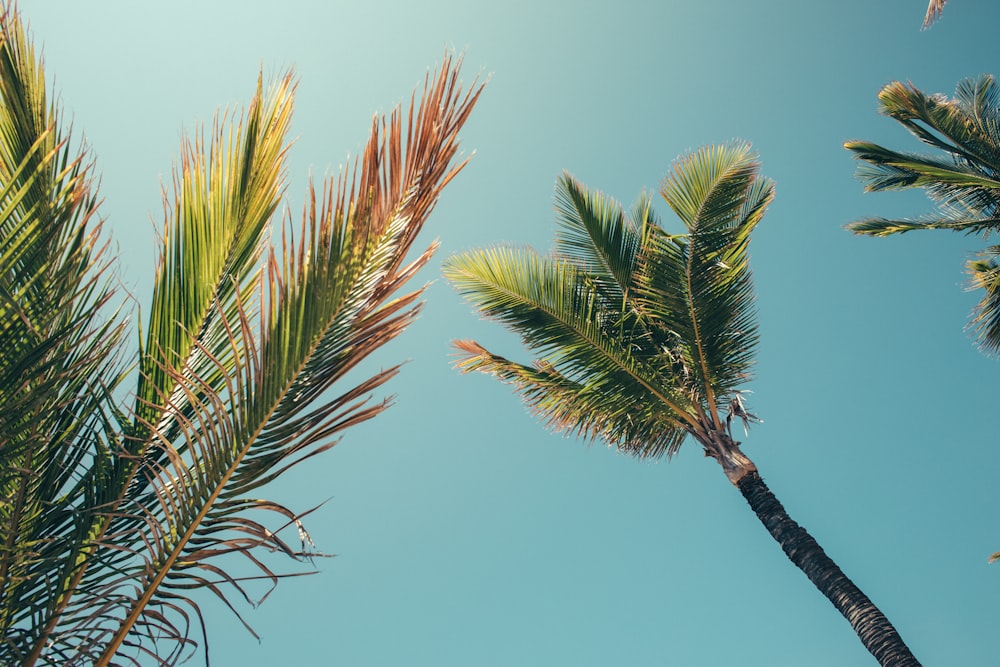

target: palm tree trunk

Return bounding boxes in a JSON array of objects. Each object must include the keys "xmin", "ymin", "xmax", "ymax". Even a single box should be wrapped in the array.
[{"xmin": 736, "ymin": 470, "xmax": 920, "ymax": 666}]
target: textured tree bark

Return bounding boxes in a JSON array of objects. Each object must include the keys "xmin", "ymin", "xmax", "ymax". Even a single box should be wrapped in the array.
[{"xmin": 736, "ymin": 471, "xmax": 920, "ymax": 667}]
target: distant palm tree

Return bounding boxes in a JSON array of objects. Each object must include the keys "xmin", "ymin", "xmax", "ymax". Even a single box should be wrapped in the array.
[
  {"xmin": 845, "ymin": 74, "xmax": 1000, "ymax": 355},
  {"xmin": 924, "ymin": 0, "xmax": 947, "ymax": 28},
  {"xmin": 0, "ymin": 5, "xmax": 481, "ymax": 665},
  {"xmin": 444, "ymin": 143, "xmax": 920, "ymax": 666}
]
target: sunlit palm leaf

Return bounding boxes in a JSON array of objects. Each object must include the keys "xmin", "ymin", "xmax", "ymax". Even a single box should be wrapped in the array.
[
  {"xmin": 641, "ymin": 143, "xmax": 772, "ymax": 422},
  {"xmin": 135, "ymin": 71, "xmax": 294, "ymax": 463},
  {"xmin": 453, "ymin": 340, "xmax": 688, "ymax": 458},
  {"xmin": 0, "ymin": 8, "xmax": 126, "ymax": 662},
  {"xmin": 969, "ymin": 246, "xmax": 1000, "ymax": 345},
  {"xmin": 444, "ymin": 245, "xmax": 693, "ymax": 427},
  {"xmin": 553, "ymin": 172, "xmax": 644, "ymax": 302},
  {"xmin": 923, "ymin": 0, "xmax": 947, "ymax": 29}
]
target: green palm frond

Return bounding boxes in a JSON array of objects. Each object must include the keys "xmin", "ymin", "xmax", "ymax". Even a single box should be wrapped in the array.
[
  {"xmin": 0, "ymin": 2, "xmax": 483, "ymax": 661},
  {"xmin": 847, "ymin": 75, "xmax": 1000, "ymax": 353},
  {"xmin": 969, "ymin": 245, "xmax": 1000, "ymax": 345},
  {"xmin": 453, "ymin": 340, "xmax": 688, "ymax": 458},
  {"xmin": 553, "ymin": 172, "xmax": 644, "ymax": 301},
  {"xmin": 134, "ymin": 71, "xmax": 294, "ymax": 463},
  {"xmin": 645, "ymin": 143, "xmax": 772, "ymax": 420},
  {"xmin": 446, "ymin": 142, "xmax": 772, "ymax": 461},
  {"xmin": 445, "ymin": 246, "xmax": 696, "ymax": 452},
  {"xmin": 0, "ymin": 6, "xmax": 127, "ymax": 661}
]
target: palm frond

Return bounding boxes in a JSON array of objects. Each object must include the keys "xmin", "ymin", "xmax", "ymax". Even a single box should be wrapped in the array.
[
  {"xmin": 9, "ymin": 71, "xmax": 297, "ymax": 667},
  {"xmin": 444, "ymin": 245, "xmax": 695, "ymax": 427},
  {"xmin": 453, "ymin": 340, "xmax": 688, "ymax": 458},
  {"xmin": 0, "ymin": 6, "xmax": 127, "ymax": 662},
  {"xmin": 0, "ymin": 14, "xmax": 482, "ymax": 660},
  {"xmin": 847, "ymin": 213, "xmax": 1000, "ymax": 237},
  {"xmin": 923, "ymin": 0, "xmax": 947, "ymax": 29},
  {"xmin": 968, "ymin": 245, "xmax": 1000, "ymax": 352},
  {"xmin": 645, "ymin": 143, "xmax": 772, "ymax": 424},
  {"xmin": 844, "ymin": 139, "xmax": 1000, "ymax": 217},
  {"xmin": 134, "ymin": 70, "xmax": 295, "ymax": 459},
  {"xmin": 553, "ymin": 172, "xmax": 643, "ymax": 301},
  {"xmin": 874, "ymin": 77, "xmax": 1000, "ymax": 177}
]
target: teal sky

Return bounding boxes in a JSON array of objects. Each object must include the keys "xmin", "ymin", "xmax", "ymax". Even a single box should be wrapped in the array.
[{"xmin": 21, "ymin": 1, "xmax": 1000, "ymax": 665}]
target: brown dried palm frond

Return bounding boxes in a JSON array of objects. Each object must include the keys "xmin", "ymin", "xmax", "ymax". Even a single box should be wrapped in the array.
[{"xmin": 923, "ymin": 0, "xmax": 947, "ymax": 29}]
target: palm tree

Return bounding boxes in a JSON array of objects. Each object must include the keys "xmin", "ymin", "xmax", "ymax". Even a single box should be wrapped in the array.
[
  {"xmin": 845, "ymin": 74, "xmax": 1000, "ymax": 355},
  {"xmin": 0, "ymin": 5, "xmax": 482, "ymax": 664},
  {"xmin": 923, "ymin": 0, "xmax": 947, "ymax": 28},
  {"xmin": 444, "ymin": 143, "xmax": 919, "ymax": 666}
]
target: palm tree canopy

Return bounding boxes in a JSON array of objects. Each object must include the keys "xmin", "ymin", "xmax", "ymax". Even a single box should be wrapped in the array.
[
  {"xmin": 0, "ymin": 4, "xmax": 482, "ymax": 663},
  {"xmin": 444, "ymin": 143, "xmax": 773, "ymax": 463},
  {"xmin": 845, "ymin": 74, "xmax": 1000, "ymax": 353}
]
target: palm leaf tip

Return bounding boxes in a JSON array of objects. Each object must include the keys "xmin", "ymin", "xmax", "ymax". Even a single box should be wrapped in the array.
[
  {"xmin": 923, "ymin": 0, "xmax": 947, "ymax": 29},
  {"xmin": 845, "ymin": 217, "xmax": 916, "ymax": 237},
  {"xmin": 451, "ymin": 339, "xmax": 491, "ymax": 371},
  {"xmin": 659, "ymin": 141, "xmax": 759, "ymax": 207},
  {"xmin": 968, "ymin": 251, "xmax": 1000, "ymax": 354}
]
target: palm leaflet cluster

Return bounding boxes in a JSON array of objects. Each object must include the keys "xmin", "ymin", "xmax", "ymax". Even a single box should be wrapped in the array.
[
  {"xmin": 846, "ymin": 74, "xmax": 1000, "ymax": 356},
  {"xmin": 0, "ymin": 6, "xmax": 482, "ymax": 664}
]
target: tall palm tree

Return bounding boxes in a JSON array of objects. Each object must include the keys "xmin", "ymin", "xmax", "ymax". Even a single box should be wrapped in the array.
[
  {"xmin": 845, "ymin": 74, "xmax": 1000, "ymax": 355},
  {"xmin": 0, "ymin": 5, "xmax": 482, "ymax": 664},
  {"xmin": 444, "ymin": 143, "xmax": 919, "ymax": 666}
]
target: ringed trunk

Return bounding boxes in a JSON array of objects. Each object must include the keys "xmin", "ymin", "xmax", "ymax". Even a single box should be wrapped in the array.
[{"xmin": 734, "ymin": 465, "xmax": 920, "ymax": 666}]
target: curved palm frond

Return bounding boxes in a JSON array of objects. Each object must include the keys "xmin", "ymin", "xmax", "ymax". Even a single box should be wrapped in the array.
[
  {"xmin": 553, "ymin": 172, "xmax": 644, "ymax": 302},
  {"xmin": 12, "ymin": 71, "xmax": 299, "ymax": 667},
  {"xmin": 645, "ymin": 143, "xmax": 772, "ymax": 425},
  {"xmin": 0, "ymin": 2, "xmax": 484, "ymax": 660},
  {"xmin": 0, "ymin": 6, "xmax": 127, "ymax": 661},
  {"xmin": 923, "ymin": 0, "xmax": 947, "ymax": 29},
  {"xmin": 453, "ymin": 340, "xmax": 688, "ymax": 459},
  {"xmin": 969, "ymin": 246, "xmax": 1000, "ymax": 344},
  {"xmin": 846, "ymin": 75, "xmax": 1000, "ymax": 352},
  {"xmin": 444, "ymin": 243, "xmax": 694, "ymax": 457}
]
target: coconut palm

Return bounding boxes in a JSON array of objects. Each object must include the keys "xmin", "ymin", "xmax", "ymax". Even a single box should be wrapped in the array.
[
  {"xmin": 845, "ymin": 74, "xmax": 1000, "ymax": 355},
  {"xmin": 444, "ymin": 143, "xmax": 919, "ymax": 666},
  {"xmin": 0, "ymin": 5, "xmax": 481, "ymax": 664}
]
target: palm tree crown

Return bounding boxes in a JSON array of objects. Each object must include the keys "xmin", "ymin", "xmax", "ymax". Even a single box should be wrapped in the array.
[
  {"xmin": 0, "ymin": 5, "xmax": 482, "ymax": 664},
  {"xmin": 446, "ymin": 143, "xmax": 769, "ymax": 475},
  {"xmin": 445, "ymin": 143, "xmax": 920, "ymax": 666},
  {"xmin": 846, "ymin": 74, "xmax": 1000, "ymax": 354}
]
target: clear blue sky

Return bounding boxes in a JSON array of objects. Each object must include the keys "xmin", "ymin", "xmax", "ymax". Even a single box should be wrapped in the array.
[{"xmin": 21, "ymin": 1, "xmax": 1000, "ymax": 665}]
